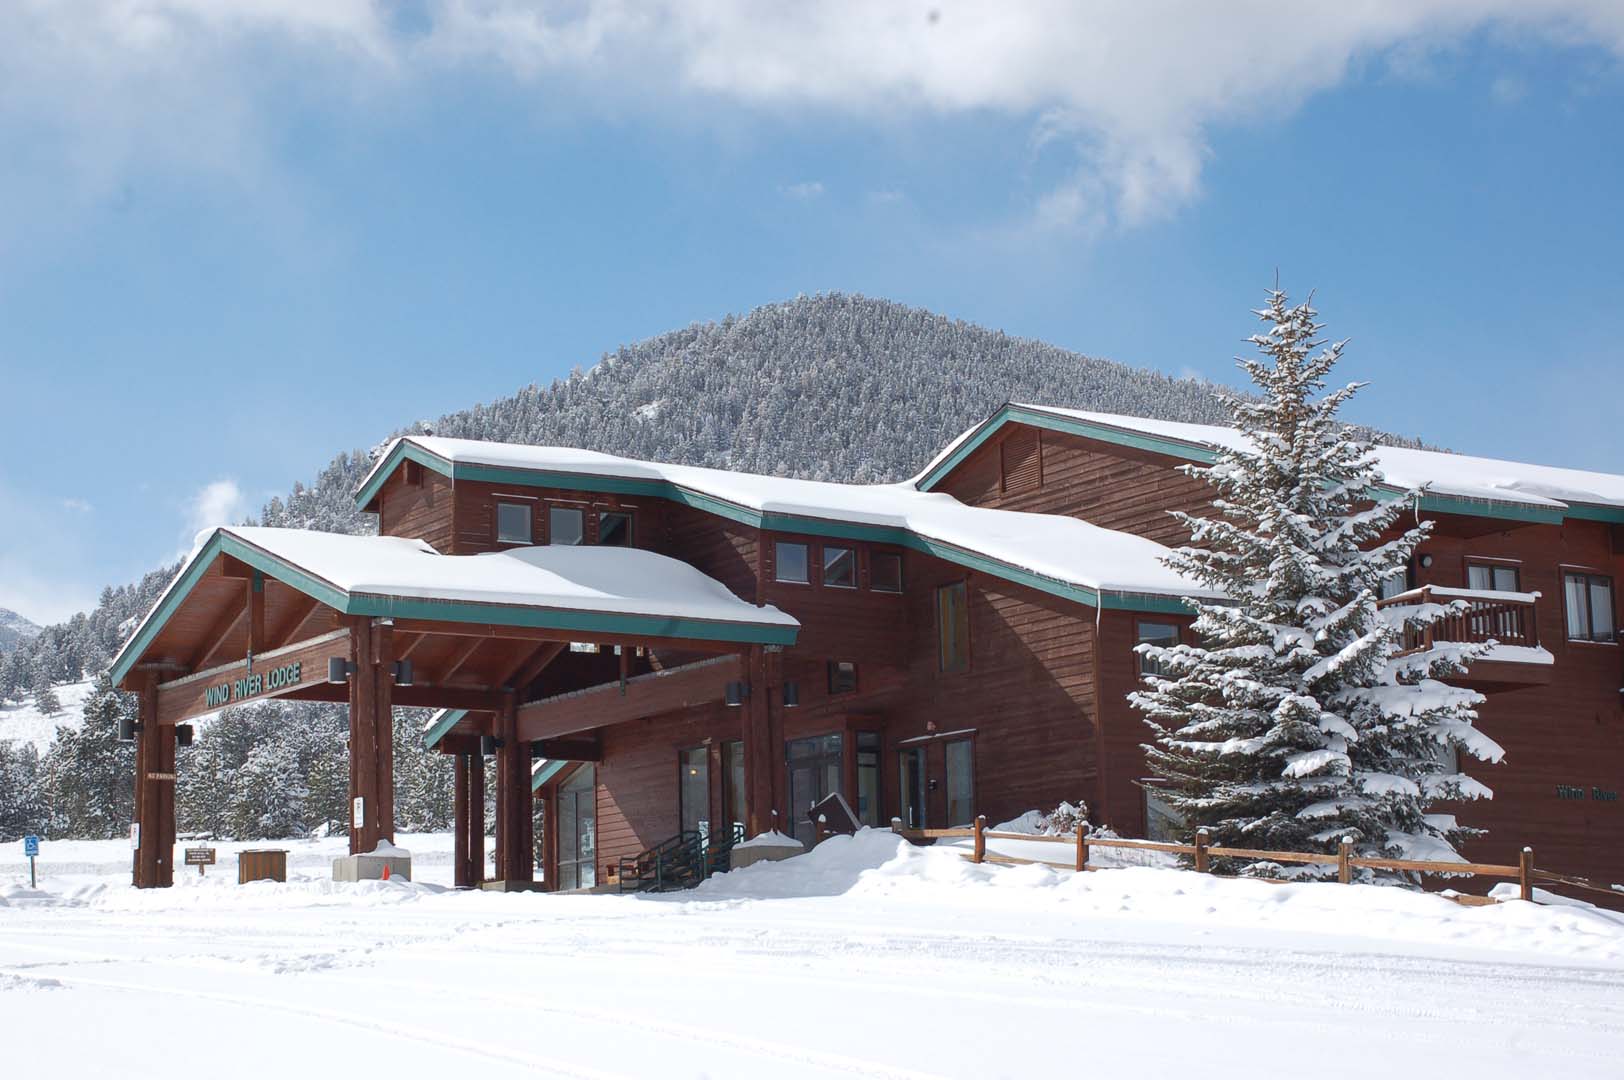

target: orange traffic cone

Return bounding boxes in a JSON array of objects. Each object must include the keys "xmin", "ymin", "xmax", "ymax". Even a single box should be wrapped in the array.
[{"xmin": 381, "ymin": 863, "xmax": 391, "ymax": 881}]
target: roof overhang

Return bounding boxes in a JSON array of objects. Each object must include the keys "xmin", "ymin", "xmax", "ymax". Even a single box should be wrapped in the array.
[
  {"xmin": 915, "ymin": 403, "xmax": 1572, "ymax": 527},
  {"xmin": 112, "ymin": 528, "xmax": 799, "ymax": 688}
]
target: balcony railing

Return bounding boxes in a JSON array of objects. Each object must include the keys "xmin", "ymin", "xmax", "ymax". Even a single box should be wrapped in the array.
[{"xmin": 1378, "ymin": 586, "xmax": 1541, "ymax": 653}]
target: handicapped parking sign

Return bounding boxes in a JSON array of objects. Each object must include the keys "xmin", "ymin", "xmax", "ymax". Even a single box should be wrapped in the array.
[{"xmin": 23, "ymin": 835, "xmax": 39, "ymax": 857}]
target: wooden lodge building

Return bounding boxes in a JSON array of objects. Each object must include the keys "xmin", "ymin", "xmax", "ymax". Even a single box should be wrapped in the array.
[{"xmin": 110, "ymin": 406, "xmax": 1624, "ymax": 895}]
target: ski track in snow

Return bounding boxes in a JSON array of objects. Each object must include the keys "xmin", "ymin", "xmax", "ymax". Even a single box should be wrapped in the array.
[{"xmin": 4, "ymin": 832, "xmax": 1623, "ymax": 1078}]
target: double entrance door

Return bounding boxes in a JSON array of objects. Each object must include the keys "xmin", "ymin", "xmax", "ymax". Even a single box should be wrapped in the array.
[{"xmin": 897, "ymin": 738, "xmax": 975, "ymax": 830}]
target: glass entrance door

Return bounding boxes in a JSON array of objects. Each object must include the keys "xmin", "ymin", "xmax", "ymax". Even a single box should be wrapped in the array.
[
  {"xmin": 786, "ymin": 733, "xmax": 844, "ymax": 846},
  {"xmin": 557, "ymin": 765, "xmax": 596, "ymax": 891},
  {"xmin": 680, "ymin": 746, "xmax": 710, "ymax": 844},
  {"xmin": 898, "ymin": 746, "xmax": 926, "ymax": 829}
]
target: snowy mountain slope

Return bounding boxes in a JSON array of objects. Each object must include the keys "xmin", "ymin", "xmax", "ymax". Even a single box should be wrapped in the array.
[
  {"xmin": 0, "ymin": 679, "xmax": 95, "ymax": 754},
  {"xmin": 0, "ymin": 608, "xmax": 40, "ymax": 654}
]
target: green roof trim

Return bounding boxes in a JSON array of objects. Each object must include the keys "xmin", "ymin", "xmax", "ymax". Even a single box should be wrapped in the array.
[
  {"xmin": 917, "ymin": 404, "xmax": 1582, "ymax": 527},
  {"xmin": 423, "ymin": 709, "xmax": 468, "ymax": 751},
  {"xmin": 531, "ymin": 759, "xmax": 569, "ymax": 792},
  {"xmin": 354, "ymin": 438, "xmax": 1208, "ymax": 615}
]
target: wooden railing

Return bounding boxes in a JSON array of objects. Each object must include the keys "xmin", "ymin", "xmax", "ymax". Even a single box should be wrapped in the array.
[
  {"xmin": 1378, "ymin": 586, "xmax": 1540, "ymax": 652},
  {"xmin": 892, "ymin": 817, "xmax": 1537, "ymax": 904}
]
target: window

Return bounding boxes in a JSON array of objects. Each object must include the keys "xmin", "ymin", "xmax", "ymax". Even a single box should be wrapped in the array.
[
  {"xmin": 1467, "ymin": 561, "xmax": 1520, "ymax": 593},
  {"xmin": 723, "ymin": 740, "xmax": 746, "ymax": 831},
  {"xmin": 871, "ymin": 552, "xmax": 903, "ymax": 593},
  {"xmin": 1379, "ymin": 568, "xmax": 1409, "ymax": 600},
  {"xmin": 827, "ymin": 660, "xmax": 857, "ymax": 694},
  {"xmin": 496, "ymin": 502, "xmax": 533, "ymax": 544},
  {"xmin": 548, "ymin": 506, "xmax": 584, "ymax": 546},
  {"xmin": 775, "ymin": 541, "xmax": 809, "ymax": 584},
  {"xmin": 1136, "ymin": 621, "xmax": 1179, "ymax": 677},
  {"xmin": 944, "ymin": 739, "xmax": 975, "ymax": 827},
  {"xmin": 556, "ymin": 765, "xmax": 596, "ymax": 891},
  {"xmin": 855, "ymin": 732, "xmax": 881, "ymax": 827},
  {"xmin": 679, "ymin": 747, "xmax": 710, "ymax": 843},
  {"xmin": 598, "ymin": 510, "xmax": 632, "ymax": 547},
  {"xmin": 898, "ymin": 746, "xmax": 926, "ymax": 829},
  {"xmin": 1564, "ymin": 571, "xmax": 1616, "ymax": 643},
  {"xmin": 822, "ymin": 545, "xmax": 856, "ymax": 588},
  {"xmin": 937, "ymin": 582, "xmax": 969, "ymax": 673}
]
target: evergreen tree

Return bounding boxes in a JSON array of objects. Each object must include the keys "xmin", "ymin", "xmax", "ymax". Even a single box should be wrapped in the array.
[
  {"xmin": 1131, "ymin": 289, "xmax": 1502, "ymax": 878},
  {"xmin": 41, "ymin": 676, "xmax": 135, "ymax": 839},
  {"xmin": 229, "ymin": 739, "xmax": 308, "ymax": 840},
  {"xmin": 0, "ymin": 742, "xmax": 47, "ymax": 841},
  {"xmin": 32, "ymin": 684, "xmax": 62, "ymax": 717}
]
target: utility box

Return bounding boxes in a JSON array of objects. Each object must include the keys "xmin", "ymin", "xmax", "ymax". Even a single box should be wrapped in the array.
[
  {"xmin": 238, "ymin": 849, "xmax": 288, "ymax": 884},
  {"xmin": 332, "ymin": 841, "xmax": 412, "ymax": 883}
]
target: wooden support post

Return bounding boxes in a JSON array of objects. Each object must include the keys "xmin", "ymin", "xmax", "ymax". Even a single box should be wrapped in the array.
[
  {"xmin": 347, "ymin": 617, "xmax": 379, "ymax": 855},
  {"xmin": 973, "ymin": 815, "xmax": 986, "ymax": 864},
  {"xmin": 1338, "ymin": 836, "xmax": 1353, "ymax": 885},
  {"xmin": 468, "ymin": 747, "xmax": 486, "ymax": 885},
  {"xmin": 494, "ymin": 692, "xmax": 533, "ymax": 885},
  {"xmin": 247, "ymin": 571, "xmax": 267, "ymax": 656},
  {"xmin": 1075, "ymin": 825, "xmax": 1087, "ymax": 873},
  {"xmin": 1519, "ymin": 846, "xmax": 1534, "ymax": 902},
  {"xmin": 453, "ymin": 751, "xmax": 471, "ymax": 888},
  {"xmin": 1194, "ymin": 828, "xmax": 1210, "ymax": 874},
  {"xmin": 741, "ymin": 645, "xmax": 775, "ymax": 837},
  {"xmin": 133, "ymin": 672, "xmax": 174, "ymax": 888},
  {"xmin": 374, "ymin": 621, "xmax": 395, "ymax": 848}
]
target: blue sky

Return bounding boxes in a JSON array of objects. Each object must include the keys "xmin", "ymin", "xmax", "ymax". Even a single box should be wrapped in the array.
[{"xmin": 2, "ymin": 3, "xmax": 1622, "ymax": 625}]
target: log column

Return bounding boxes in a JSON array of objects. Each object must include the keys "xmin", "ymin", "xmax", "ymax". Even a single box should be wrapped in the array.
[
  {"xmin": 493, "ymin": 692, "xmax": 533, "ymax": 886},
  {"xmin": 453, "ymin": 750, "xmax": 471, "ymax": 888},
  {"xmin": 346, "ymin": 617, "xmax": 395, "ymax": 854},
  {"xmin": 133, "ymin": 672, "xmax": 175, "ymax": 888},
  {"xmin": 742, "ymin": 644, "xmax": 777, "ymax": 837},
  {"xmin": 468, "ymin": 745, "xmax": 486, "ymax": 884}
]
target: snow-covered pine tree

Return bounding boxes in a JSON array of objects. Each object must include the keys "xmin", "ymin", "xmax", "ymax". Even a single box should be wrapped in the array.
[{"xmin": 1131, "ymin": 288, "xmax": 1503, "ymax": 879}]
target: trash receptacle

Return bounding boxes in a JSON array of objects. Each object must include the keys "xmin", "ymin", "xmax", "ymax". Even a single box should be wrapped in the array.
[{"xmin": 238, "ymin": 849, "xmax": 288, "ymax": 884}]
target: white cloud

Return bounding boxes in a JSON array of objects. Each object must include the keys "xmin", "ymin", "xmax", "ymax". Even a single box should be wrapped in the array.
[
  {"xmin": 5, "ymin": 1, "xmax": 1624, "ymax": 237},
  {"xmin": 1491, "ymin": 74, "xmax": 1530, "ymax": 103},
  {"xmin": 780, "ymin": 180, "xmax": 824, "ymax": 200},
  {"xmin": 59, "ymin": 497, "xmax": 93, "ymax": 513},
  {"xmin": 184, "ymin": 479, "xmax": 249, "ymax": 543}
]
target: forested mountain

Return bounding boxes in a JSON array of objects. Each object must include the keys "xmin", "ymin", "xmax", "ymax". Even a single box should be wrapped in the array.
[
  {"xmin": 0, "ymin": 609, "xmax": 41, "ymax": 654},
  {"xmin": 0, "ymin": 293, "xmax": 1426, "ymax": 840}
]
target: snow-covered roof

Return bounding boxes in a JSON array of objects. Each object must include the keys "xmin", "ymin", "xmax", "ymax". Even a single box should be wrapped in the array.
[
  {"xmin": 977, "ymin": 405, "xmax": 1624, "ymax": 519},
  {"xmin": 110, "ymin": 526, "xmax": 798, "ymax": 686},
  {"xmin": 357, "ymin": 436, "xmax": 1221, "ymax": 607}
]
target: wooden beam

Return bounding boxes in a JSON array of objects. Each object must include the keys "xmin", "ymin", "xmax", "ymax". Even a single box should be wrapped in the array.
[
  {"xmin": 269, "ymin": 592, "xmax": 323, "ymax": 651},
  {"xmin": 282, "ymin": 683, "xmax": 505, "ymax": 712},
  {"xmin": 158, "ymin": 629, "xmax": 351, "ymax": 726},
  {"xmin": 515, "ymin": 654, "xmax": 741, "ymax": 742},
  {"xmin": 438, "ymin": 637, "xmax": 487, "ymax": 685},
  {"xmin": 531, "ymin": 736, "xmax": 601, "ymax": 762},
  {"xmin": 395, "ymin": 632, "xmax": 427, "ymax": 661},
  {"xmin": 247, "ymin": 573, "xmax": 267, "ymax": 656},
  {"xmin": 190, "ymin": 593, "xmax": 249, "ymax": 671},
  {"xmin": 496, "ymin": 641, "xmax": 566, "ymax": 692},
  {"xmin": 385, "ymin": 619, "xmax": 742, "ymax": 655}
]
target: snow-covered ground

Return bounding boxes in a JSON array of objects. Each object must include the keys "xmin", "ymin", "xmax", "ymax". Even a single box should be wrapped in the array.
[
  {"xmin": 5, "ymin": 829, "xmax": 1624, "ymax": 1079},
  {"xmin": 0, "ymin": 678, "xmax": 94, "ymax": 753}
]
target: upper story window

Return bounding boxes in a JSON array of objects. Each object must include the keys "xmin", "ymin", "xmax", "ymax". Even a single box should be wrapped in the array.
[
  {"xmin": 598, "ymin": 511, "xmax": 632, "ymax": 547},
  {"xmin": 871, "ymin": 552, "xmax": 903, "ymax": 594},
  {"xmin": 775, "ymin": 541, "xmax": 810, "ymax": 584},
  {"xmin": 1378, "ymin": 568, "xmax": 1409, "ymax": 600},
  {"xmin": 1136, "ymin": 621, "xmax": 1179, "ymax": 677},
  {"xmin": 822, "ymin": 546, "xmax": 856, "ymax": 588},
  {"xmin": 828, "ymin": 660, "xmax": 858, "ymax": 694},
  {"xmin": 548, "ymin": 506, "xmax": 584, "ymax": 546},
  {"xmin": 937, "ymin": 581, "xmax": 970, "ymax": 674},
  {"xmin": 496, "ymin": 502, "xmax": 533, "ymax": 544},
  {"xmin": 1564, "ymin": 571, "xmax": 1616, "ymax": 643},
  {"xmin": 1467, "ymin": 560, "xmax": 1520, "ymax": 593}
]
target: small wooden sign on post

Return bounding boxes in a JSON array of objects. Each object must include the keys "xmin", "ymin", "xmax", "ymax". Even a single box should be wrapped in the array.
[{"xmin": 184, "ymin": 847, "xmax": 217, "ymax": 877}]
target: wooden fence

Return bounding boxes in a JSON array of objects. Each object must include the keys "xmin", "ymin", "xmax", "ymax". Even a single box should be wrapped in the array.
[{"xmin": 891, "ymin": 817, "xmax": 1537, "ymax": 904}]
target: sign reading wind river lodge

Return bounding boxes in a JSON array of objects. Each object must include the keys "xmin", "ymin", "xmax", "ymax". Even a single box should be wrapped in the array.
[{"xmin": 203, "ymin": 661, "xmax": 303, "ymax": 709}]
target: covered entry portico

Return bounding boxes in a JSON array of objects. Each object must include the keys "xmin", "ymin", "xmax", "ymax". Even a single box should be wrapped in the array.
[{"xmin": 109, "ymin": 526, "xmax": 798, "ymax": 888}]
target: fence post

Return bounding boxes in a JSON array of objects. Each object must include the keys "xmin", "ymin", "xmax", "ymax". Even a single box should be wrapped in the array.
[
  {"xmin": 890, "ymin": 816, "xmax": 903, "ymax": 835},
  {"xmin": 973, "ymin": 815, "xmax": 986, "ymax": 864},
  {"xmin": 1519, "ymin": 846, "xmax": 1534, "ymax": 902},
  {"xmin": 1075, "ymin": 825, "xmax": 1087, "ymax": 873},
  {"xmin": 815, "ymin": 814, "xmax": 828, "ymax": 847},
  {"xmin": 1338, "ymin": 836, "xmax": 1353, "ymax": 884},
  {"xmin": 1194, "ymin": 828, "xmax": 1210, "ymax": 873}
]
